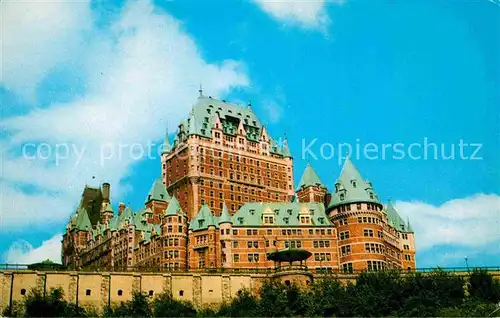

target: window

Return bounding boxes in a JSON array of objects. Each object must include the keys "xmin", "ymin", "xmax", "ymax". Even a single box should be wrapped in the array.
[
  {"xmin": 86, "ymin": 289, "xmax": 91, "ymax": 296},
  {"xmin": 339, "ymin": 218, "xmax": 348, "ymax": 226},
  {"xmin": 179, "ymin": 290, "xmax": 184, "ymax": 296},
  {"xmin": 404, "ymin": 244, "xmax": 410, "ymax": 250},
  {"xmin": 342, "ymin": 263, "xmax": 353, "ymax": 273},
  {"xmin": 363, "ymin": 229, "xmax": 374, "ymax": 237},
  {"xmin": 20, "ymin": 288, "xmax": 26, "ymax": 295},
  {"xmin": 234, "ymin": 254, "xmax": 239, "ymax": 262},
  {"xmin": 149, "ymin": 290, "xmax": 154, "ymax": 296},
  {"xmin": 233, "ymin": 241, "xmax": 238, "ymax": 248},
  {"xmin": 340, "ymin": 245, "xmax": 351, "ymax": 256},
  {"xmin": 339, "ymin": 231, "xmax": 350, "ymax": 240}
]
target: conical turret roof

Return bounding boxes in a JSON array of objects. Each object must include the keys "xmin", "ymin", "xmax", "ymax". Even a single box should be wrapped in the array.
[
  {"xmin": 328, "ymin": 158, "xmax": 380, "ymax": 209},
  {"xmin": 296, "ymin": 163, "xmax": 325, "ymax": 191},
  {"xmin": 218, "ymin": 203, "xmax": 232, "ymax": 224},
  {"xmin": 164, "ymin": 196, "xmax": 182, "ymax": 216}
]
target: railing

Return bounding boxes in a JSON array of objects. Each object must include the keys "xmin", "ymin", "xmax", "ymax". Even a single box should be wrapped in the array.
[{"xmin": 1, "ymin": 264, "xmax": 499, "ymax": 275}]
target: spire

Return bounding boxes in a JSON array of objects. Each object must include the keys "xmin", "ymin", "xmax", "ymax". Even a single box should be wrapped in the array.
[
  {"xmin": 198, "ymin": 82, "xmax": 203, "ymax": 98},
  {"xmin": 218, "ymin": 203, "xmax": 232, "ymax": 224},
  {"xmin": 282, "ymin": 135, "xmax": 292, "ymax": 158},
  {"xmin": 162, "ymin": 123, "xmax": 172, "ymax": 154},
  {"xmin": 407, "ymin": 216, "xmax": 413, "ymax": 233},
  {"xmin": 296, "ymin": 162, "xmax": 325, "ymax": 191}
]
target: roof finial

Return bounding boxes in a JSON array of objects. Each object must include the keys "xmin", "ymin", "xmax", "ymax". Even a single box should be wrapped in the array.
[{"xmin": 198, "ymin": 82, "xmax": 203, "ymax": 97}]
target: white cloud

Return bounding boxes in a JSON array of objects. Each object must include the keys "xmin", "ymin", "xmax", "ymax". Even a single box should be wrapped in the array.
[
  {"xmin": 395, "ymin": 194, "xmax": 500, "ymax": 252},
  {"xmin": 0, "ymin": 0, "xmax": 249, "ymax": 230},
  {"xmin": 1, "ymin": 0, "xmax": 92, "ymax": 102},
  {"xmin": 253, "ymin": 0, "xmax": 343, "ymax": 31},
  {"xmin": 4, "ymin": 234, "xmax": 63, "ymax": 264}
]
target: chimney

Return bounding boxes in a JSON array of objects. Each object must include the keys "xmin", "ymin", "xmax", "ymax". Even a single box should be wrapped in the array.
[
  {"xmin": 118, "ymin": 202, "xmax": 126, "ymax": 215},
  {"xmin": 102, "ymin": 183, "xmax": 110, "ymax": 203}
]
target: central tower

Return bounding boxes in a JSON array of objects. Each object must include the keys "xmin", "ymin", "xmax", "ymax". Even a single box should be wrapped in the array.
[{"xmin": 161, "ymin": 95, "xmax": 295, "ymax": 219}]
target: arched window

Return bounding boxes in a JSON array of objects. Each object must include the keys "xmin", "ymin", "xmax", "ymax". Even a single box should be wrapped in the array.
[
  {"xmin": 149, "ymin": 290, "xmax": 154, "ymax": 296},
  {"xmin": 179, "ymin": 290, "xmax": 184, "ymax": 296},
  {"xmin": 117, "ymin": 289, "xmax": 123, "ymax": 296},
  {"xmin": 20, "ymin": 288, "xmax": 26, "ymax": 295}
]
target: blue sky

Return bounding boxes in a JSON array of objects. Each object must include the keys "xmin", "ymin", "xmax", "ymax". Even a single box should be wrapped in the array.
[{"xmin": 1, "ymin": 0, "xmax": 499, "ymax": 268}]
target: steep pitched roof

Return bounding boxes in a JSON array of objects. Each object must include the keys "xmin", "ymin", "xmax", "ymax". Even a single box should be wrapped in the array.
[
  {"xmin": 164, "ymin": 196, "xmax": 182, "ymax": 216},
  {"xmin": 103, "ymin": 202, "xmax": 114, "ymax": 213},
  {"xmin": 282, "ymin": 137, "xmax": 292, "ymax": 158},
  {"xmin": 189, "ymin": 205, "xmax": 218, "ymax": 231},
  {"xmin": 328, "ymin": 158, "xmax": 380, "ymax": 209},
  {"xmin": 74, "ymin": 207, "xmax": 92, "ymax": 231},
  {"xmin": 145, "ymin": 179, "xmax": 171, "ymax": 204},
  {"xmin": 386, "ymin": 201, "xmax": 411, "ymax": 233},
  {"xmin": 296, "ymin": 163, "xmax": 325, "ymax": 191},
  {"xmin": 218, "ymin": 203, "xmax": 232, "ymax": 224},
  {"xmin": 171, "ymin": 96, "xmax": 283, "ymax": 156},
  {"xmin": 231, "ymin": 202, "xmax": 331, "ymax": 227}
]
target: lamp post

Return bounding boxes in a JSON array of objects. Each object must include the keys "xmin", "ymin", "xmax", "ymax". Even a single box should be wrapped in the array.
[{"xmin": 465, "ymin": 256, "xmax": 469, "ymax": 273}]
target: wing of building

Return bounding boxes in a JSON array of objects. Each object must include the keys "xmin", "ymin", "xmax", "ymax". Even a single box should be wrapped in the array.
[{"xmin": 62, "ymin": 94, "xmax": 416, "ymax": 273}]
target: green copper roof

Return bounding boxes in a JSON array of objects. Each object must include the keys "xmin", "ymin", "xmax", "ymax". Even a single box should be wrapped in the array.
[
  {"xmin": 232, "ymin": 202, "xmax": 331, "ymax": 227},
  {"xmin": 75, "ymin": 207, "xmax": 92, "ymax": 231},
  {"xmin": 133, "ymin": 208, "xmax": 150, "ymax": 231},
  {"xmin": 145, "ymin": 179, "xmax": 171, "ymax": 204},
  {"xmin": 164, "ymin": 196, "xmax": 182, "ymax": 216},
  {"xmin": 189, "ymin": 204, "xmax": 218, "ymax": 231},
  {"xmin": 407, "ymin": 217, "xmax": 413, "ymax": 233},
  {"xmin": 282, "ymin": 137, "xmax": 292, "ymax": 158},
  {"xmin": 296, "ymin": 163, "xmax": 325, "ymax": 191},
  {"xmin": 103, "ymin": 202, "xmax": 114, "ymax": 213},
  {"xmin": 162, "ymin": 126, "xmax": 172, "ymax": 154},
  {"xmin": 386, "ymin": 201, "xmax": 412, "ymax": 233},
  {"xmin": 218, "ymin": 203, "xmax": 232, "ymax": 224},
  {"xmin": 172, "ymin": 96, "xmax": 283, "ymax": 156},
  {"xmin": 328, "ymin": 158, "xmax": 380, "ymax": 209}
]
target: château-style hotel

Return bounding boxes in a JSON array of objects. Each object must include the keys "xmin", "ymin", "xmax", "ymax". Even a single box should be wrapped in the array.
[{"xmin": 62, "ymin": 92, "xmax": 416, "ymax": 273}]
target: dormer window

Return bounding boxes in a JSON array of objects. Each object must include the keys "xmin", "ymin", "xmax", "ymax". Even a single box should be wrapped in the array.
[
  {"xmin": 207, "ymin": 109, "xmax": 211, "ymax": 114},
  {"xmin": 309, "ymin": 209, "xmax": 315, "ymax": 215},
  {"xmin": 283, "ymin": 217, "xmax": 289, "ymax": 224},
  {"xmin": 335, "ymin": 183, "xmax": 340, "ymax": 192},
  {"xmin": 352, "ymin": 181, "xmax": 357, "ymax": 188},
  {"xmin": 274, "ymin": 209, "xmax": 279, "ymax": 215},
  {"xmin": 238, "ymin": 217, "xmax": 244, "ymax": 224},
  {"xmin": 249, "ymin": 209, "xmax": 255, "ymax": 215},
  {"xmin": 252, "ymin": 120, "xmax": 256, "ymax": 126},
  {"xmin": 287, "ymin": 209, "xmax": 292, "ymax": 215},
  {"xmin": 369, "ymin": 193, "xmax": 374, "ymax": 199},
  {"xmin": 318, "ymin": 217, "xmax": 324, "ymax": 224},
  {"xmin": 340, "ymin": 193, "xmax": 345, "ymax": 200},
  {"xmin": 198, "ymin": 220, "xmax": 204, "ymax": 228},
  {"xmin": 160, "ymin": 194, "xmax": 164, "ymax": 199}
]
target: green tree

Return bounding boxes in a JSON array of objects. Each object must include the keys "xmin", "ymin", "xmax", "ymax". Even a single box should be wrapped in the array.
[
  {"xmin": 24, "ymin": 287, "xmax": 87, "ymax": 317},
  {"xmin": 104, "ymin": 291, "xmax": 152, "ymax": 317},
  {"xmin": 306, "ymin": 275, "xmax": 347, "ymax": 317},
  {"xmin": 152, "ymin": 292, "xmax": 197, "ymax": 317},
  {"xmin": 216, "ymin": 289, "xmax": 259, "ymax": 317},
  {"xmin": 256, "ymin": 280, "xmax": 308, "ymax": 317},
  {"xmin": 468, "ymin": 269, "xmax": 500, "ymax": 303}
]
